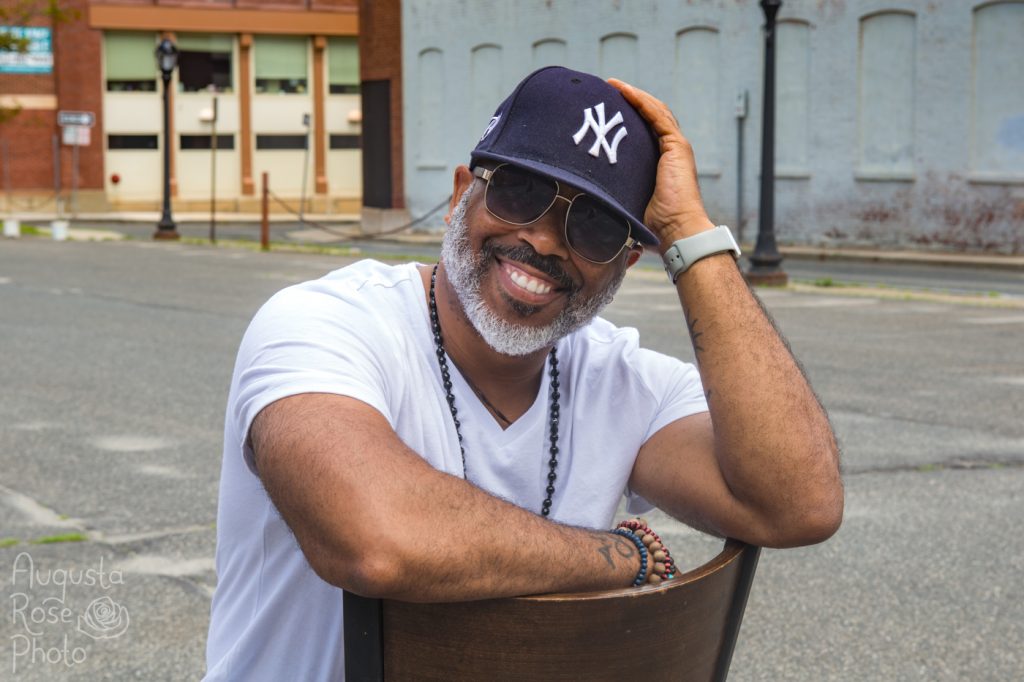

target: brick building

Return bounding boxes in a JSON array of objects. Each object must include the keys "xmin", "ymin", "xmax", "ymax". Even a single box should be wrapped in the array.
[{"xmin": 0, "ymin": 0, "xmax": 364, "ymax": 214}]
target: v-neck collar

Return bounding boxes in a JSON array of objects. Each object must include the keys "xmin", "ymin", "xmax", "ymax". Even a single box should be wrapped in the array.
[{"xmin": 444, "ymin": 356, "xmax": 552, "ymax": 440}]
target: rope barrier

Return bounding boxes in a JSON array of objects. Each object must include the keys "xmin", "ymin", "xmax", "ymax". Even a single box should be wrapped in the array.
[{"xmin": 266, "ymin": 187, "xmax": 451, "ymax": 240}]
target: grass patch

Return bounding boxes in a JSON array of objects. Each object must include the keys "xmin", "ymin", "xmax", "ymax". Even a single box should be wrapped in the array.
[
  {"xmin": 0, "ymin": 538, "xmax": 20, "ymax": 548},
  {"xmin": 30, "ymin": 532, "xmax": 87, "ymax": 545},
  {"xmin": 916, "ymin": 463, "xmax": 940, "ymax": 473},
  {"xmin": 20, "ymin": 224, "xmax": 44, "ymax": 236}
]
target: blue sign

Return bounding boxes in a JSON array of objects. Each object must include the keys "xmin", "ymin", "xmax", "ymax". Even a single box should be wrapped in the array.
[{"xmin": 0, "ymin": 26, "xmax": 53, "ymax": 74}]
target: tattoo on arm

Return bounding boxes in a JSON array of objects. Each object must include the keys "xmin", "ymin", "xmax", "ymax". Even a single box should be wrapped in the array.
[
  {"xmin": 687, "ymin": 317, "xmax": 705, "ymax": 354},
  {"xmin": 613, "ymin": 536, "xmax": 636, "ymax": 560},
  {"xmin": 597, "ymin": 541, "xmax": 615, "ymax": 569}
]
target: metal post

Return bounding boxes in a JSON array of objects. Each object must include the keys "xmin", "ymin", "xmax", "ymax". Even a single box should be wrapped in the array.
[
  {"xmin": 154, "ymin": 39, "xmax": 180, "ymax": 240},
  {"xmin": 2, "ymin": 140, "xmax": 10, "ymax": 214},
  {"xmin": 735, "ymin": 90, "xmax": 748, "ymax": 245},
  {"xmin": 746, "ymin": 0, "xmax": 788, "ymax": 286},
  {"xmin": 261, "ymin": 171, "xmax": 270, "ymax": 251},
  {"xmin": 210, "ymin": 96, "xmax": 218, "ymax": 244},
  {"xmin": 53, "ymin": 134, "xmax": 63, "ymax": 219},
  {"xmin": 299, "ymin": 112, "xmax": 311, "ymax": 223},
  {"xmin": 71, "ymin": 137, "xmax": 79, "ymax": 219}
]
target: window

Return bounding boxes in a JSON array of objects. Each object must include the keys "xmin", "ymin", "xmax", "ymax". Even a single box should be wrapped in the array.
[
  {"xmin": 858, "ymin": 13, "xmax": 915, "ymax": 177},
  {"xmin": 180, "ymin": 134, "xmax": 235, "ymax": 150},
  {"xmin": 777, "ymin": 21, "xmax": 811, "ymax": 175},
  {"xmin": 470, "ymin": 44, "xmax": 502, "ymax": 151},
  {"xmin": 971, "ymin": 2, "xmax": 1024, "ymax": 178},
  {"xmin": 255, "ymin": 36, "xmax": 308, "ymax": 94},
  {"xmin": 416, "ymin": 48, "xmax": 444, "ymax": 166},
  {"xmin": 532, "ymin": 39, "xmax": 566, "ymax": 70},
  {"xmin": 256, "ymin": 134, "xmax": 307, "ymax": 150},
  {"xmin": 177, "ymin": 34, "xmax": 233, "ymax": 93},
  {"xmin": 108, "ymin": 134, "xmax": 158, "ymax": 150},
  {"xmin": 329, "ymin": 134, "xmax": 361, "ymax": 149},
  {"xmin": 599, "ymin": 33, "xmax": 637, "ymax": 84},
  {"xmin": 328, "ymin": 37, "xmax": 359, "ymax": 94},
  {"xmin": 104, "ymin": 32, "xmax": 156, "ymax": 92},
  {"xmin": 674, "ymin": 28, "xmax": 721, "ymax": 173}
]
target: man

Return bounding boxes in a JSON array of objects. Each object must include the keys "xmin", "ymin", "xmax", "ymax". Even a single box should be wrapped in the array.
[{"xmin": 204, "ymin": 67, "xmax": 843, "ymax": 680}]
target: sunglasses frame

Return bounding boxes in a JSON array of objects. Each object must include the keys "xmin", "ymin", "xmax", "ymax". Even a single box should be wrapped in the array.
[{"xmin": 473, "ymin": 163, "xmax": 637, "ymax": 265}]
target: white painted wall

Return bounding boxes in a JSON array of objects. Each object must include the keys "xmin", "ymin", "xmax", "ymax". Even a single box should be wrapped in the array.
[{"xmin": 402, "ymin": 0, "xmax": 1024, "ymax": 252}]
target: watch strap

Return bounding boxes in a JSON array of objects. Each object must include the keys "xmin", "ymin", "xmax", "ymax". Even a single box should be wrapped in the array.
[{"xmin": 662, "ymin": 225, "xmax": 741, "ymax": 283}]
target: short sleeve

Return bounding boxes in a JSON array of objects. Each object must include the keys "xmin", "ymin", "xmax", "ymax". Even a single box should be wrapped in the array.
[
  {"xmin": 625, "ymin": 348, "xmax": 708, "ymax": 513},
  {"xmin": 230, "ymin": 283, "xmax": 396, "ymax": 473}
]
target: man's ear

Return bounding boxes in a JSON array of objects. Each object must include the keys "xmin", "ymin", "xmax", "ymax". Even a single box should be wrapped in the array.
[
  {"xmin": 625, "ymin": 245, "xmax": 644, "ymax": 269},
  {"xmin": 445, "ymin": 165, "xmax": 475, "ymax": 225}
]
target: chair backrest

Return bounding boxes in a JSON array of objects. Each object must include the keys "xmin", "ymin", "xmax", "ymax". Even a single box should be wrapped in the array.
[{"xmin": 344, "ymin": 539, "xmax": 760, "ymax": 681}]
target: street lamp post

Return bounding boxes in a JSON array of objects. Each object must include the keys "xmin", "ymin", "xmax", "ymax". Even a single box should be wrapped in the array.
[
  {"xmin": 746, "ymin": 0, "xmax": 788, "ymax": 285},
  {"xmin": 154, "ymin": 38, "xmax": 180, "ymax": 240}
]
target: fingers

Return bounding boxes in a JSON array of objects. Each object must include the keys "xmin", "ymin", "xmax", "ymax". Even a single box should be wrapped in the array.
[{"xmin": 608, "ymin": 78, "xmax": 681, "ymax": 137}]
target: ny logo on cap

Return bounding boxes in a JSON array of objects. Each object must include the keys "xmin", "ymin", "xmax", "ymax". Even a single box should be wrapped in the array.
[
  {"xmin": 480, "ymin": 114, "xmax": 501, "ymax": 141},
  {"xmin": 572, "ymin": 102, "xmax": 628, "ymax": 164}
]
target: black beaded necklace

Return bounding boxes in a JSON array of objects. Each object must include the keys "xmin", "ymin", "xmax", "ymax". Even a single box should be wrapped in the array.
[{"xmin": 429, "ymin": 265, "xmax": 562, "ymax": 517}]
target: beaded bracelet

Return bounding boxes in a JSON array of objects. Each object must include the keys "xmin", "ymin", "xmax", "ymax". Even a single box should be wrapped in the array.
[
  {"xmin": 611, "ymin": 528, "xmax": 649, "ymax": 587},
  {"xmin": 616, "ymin": 518, "xmax": 676, "ymax": 583}
]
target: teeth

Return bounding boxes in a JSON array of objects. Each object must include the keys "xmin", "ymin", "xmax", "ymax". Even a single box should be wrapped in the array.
[{"xmin": 509, "ymin": 269, "xmax": 552, "ymax": 295}]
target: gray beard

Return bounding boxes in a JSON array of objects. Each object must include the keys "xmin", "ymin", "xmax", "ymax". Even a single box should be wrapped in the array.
[{"xmin": 439, "ymin": 187, "xmax": 626, "ymax": 357}]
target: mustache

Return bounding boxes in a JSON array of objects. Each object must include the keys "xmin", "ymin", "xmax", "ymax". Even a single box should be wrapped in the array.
[{"xmin": 486, "ymin": 243, "xmax": 578, "ymax": 291}]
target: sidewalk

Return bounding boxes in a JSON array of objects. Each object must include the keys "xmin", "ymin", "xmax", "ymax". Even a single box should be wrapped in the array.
[{"xmin": 6, "ymin": 212, "xmax": 1023, "ymax": 271}]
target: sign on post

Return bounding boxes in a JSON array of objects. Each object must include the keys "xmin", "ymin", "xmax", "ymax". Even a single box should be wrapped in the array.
[
  {"xmin": 57, "ymin": 111, "xmax": 95, "ymax": 128},
  {"xmin": 61, "ymin": 125, "xmax": 90, "ymax": 147}
]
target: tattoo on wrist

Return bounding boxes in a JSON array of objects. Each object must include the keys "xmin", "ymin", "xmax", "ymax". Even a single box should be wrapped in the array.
[
  {"xmin": 597, "ymin": 540, "xmax": 615, "ymax": 569},
  {"xmin": 613, "ymin": 536, "xmax": 636, "ymax": 560}
]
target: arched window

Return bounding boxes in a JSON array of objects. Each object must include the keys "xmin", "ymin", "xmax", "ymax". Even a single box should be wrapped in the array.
[
  {"xmin": 858, "ymin": 12, "xmax": 916, "ymax": 178},
  {"xmin": 776, "ymin": 20, "xmax": 810, "ymax": 176},
  {"xmin": 599, "ymin": 33, "xmax": 637, "ymax": 84},
  {"xmin": 416, "ymin": 48, "xmax": 444, "ymax": 168},
  {"xmin": 971, "ymin": 1, "xmax": 1024, "ymax": 178},
  {"xmin": 674, "ymin": 27, "xmax": 720, "ymax": 173},
  {"xmin": 470, "ymin": 44, "xmax": 504, "ymax": 151},
  {"xmin": 532, "ymin": 38, "xmax": 567, "ymax": 70}
]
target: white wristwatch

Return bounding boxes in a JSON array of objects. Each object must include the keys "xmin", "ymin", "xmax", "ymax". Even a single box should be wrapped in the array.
[{"xmin": 662, "ymin": 225, "xmax": 742, "ymax": 283}]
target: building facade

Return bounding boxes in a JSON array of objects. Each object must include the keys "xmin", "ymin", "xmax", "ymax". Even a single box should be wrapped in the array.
[
  {"xmin": 0, "ymin": 0, "xmax": 361, "ymax": 214},
  {"xmin": 399, "ymin": 0, "xmax": 1024, "ymax": 253}
]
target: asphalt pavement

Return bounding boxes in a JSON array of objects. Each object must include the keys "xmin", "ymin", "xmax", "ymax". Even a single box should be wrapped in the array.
[{"xmin": 1, "ymin": 235, "xmax": 1021, "ymax": 680}]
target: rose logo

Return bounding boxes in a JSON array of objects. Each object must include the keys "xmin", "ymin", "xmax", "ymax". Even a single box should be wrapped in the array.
[{"xmin": 77, "ymin": 596, "xmax": 130, "ymax": 640}]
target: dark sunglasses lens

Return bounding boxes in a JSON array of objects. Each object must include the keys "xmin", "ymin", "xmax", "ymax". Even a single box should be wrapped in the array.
[
  {"xmin": 566, "ymin": 196, "xmax": 631, "ymax": 262},
  {"xmin": 486, "ymin": 165, "xmax": 558, "ymax": 224}
]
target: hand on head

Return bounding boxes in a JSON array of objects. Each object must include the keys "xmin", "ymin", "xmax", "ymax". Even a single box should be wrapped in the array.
[{"xmin": 607, "ymin": 79, "xmax": 715, "ymax": 249}]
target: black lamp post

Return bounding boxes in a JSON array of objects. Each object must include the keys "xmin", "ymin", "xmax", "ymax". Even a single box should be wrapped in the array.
[
  {"xmin": 746, "ymin": 0, "xmax": 788, "ymax": 285},
  {"xmin": 154, "ymin": 38, "xmax": 180, "ymax": 240}
]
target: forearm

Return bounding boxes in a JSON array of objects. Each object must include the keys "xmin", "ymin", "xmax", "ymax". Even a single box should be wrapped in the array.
[
  {"xmin": 254, "ymin": 395, "xmax": 640, "ymax": 602},
  {"xmin": 334, "ymin": 456, "xmax": 639, "ymax": 602},
  {"xmin": 673, "ymin": 254, "xmax": 843, "ymax": 543}
]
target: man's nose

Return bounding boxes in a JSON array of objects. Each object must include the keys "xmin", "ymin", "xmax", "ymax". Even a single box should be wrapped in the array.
[{"xmin": 514, "ymin": 196, "xmax": 572, "ymax": 260}]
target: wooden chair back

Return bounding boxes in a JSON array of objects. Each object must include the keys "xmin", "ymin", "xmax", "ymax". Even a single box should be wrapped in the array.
[{"xmin": 344, "ymin": 539, "xmax": 760, "ymax": 681}]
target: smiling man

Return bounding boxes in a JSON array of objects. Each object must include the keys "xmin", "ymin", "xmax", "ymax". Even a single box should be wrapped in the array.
[{"xmin": 204, "ymin": 67, "xmax": 844, "ymax": 681}]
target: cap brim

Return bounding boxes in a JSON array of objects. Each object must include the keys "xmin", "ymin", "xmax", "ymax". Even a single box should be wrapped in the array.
[{"xmin": 471, "ymin": 151, "xmax": 660, "ymax": 247}]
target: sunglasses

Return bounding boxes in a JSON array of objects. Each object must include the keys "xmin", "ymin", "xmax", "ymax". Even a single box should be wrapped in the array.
[{"xmin": 473, "ymin": 163, "xmax": 637, "ymax": 264}]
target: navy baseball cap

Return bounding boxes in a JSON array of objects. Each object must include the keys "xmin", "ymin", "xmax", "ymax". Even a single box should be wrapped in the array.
[{"xmin": 471, "ymin": 66, "xmax": 661, "ymax": 246}]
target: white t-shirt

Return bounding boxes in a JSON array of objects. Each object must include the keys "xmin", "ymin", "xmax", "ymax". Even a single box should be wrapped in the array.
[{"xmin": 204, "ymin": 260, "xmax": 707, "ymax": 681}]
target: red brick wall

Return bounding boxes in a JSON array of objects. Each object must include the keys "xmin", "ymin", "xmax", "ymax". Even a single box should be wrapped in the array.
[
  {"xmin": 359, "ymin": 0, "xmax": 403, "ymax": 208},
  {"xmin": 0, "ymin": 110, "xmax": 58, "ymax": 191},
  {"xmin": 1, "ymin": 14, "xmax": 59, "ymax": 190},
  {"xmin": 55, "ymin": 0, "xmax": 104, "ymax": 190},
  {"xmin": 0, "ymin": 1, "xmax": 104, "ymax": 191}
]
